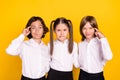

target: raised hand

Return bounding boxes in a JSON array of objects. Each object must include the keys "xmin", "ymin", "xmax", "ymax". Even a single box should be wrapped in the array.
[
  {"xmin": 22, "ymin": 26, "xmax": 31, "ymax": 36},
  {"xmin": 94, "ymin": 28, "xmax": 105, "ymax": 39}
]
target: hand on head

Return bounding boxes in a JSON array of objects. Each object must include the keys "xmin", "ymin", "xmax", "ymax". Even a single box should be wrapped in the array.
[
  {"xmin": 22, "ymin": 26, "xmax": 31, "ymax": 36},
  {"xmin": 94, "ymin": 28, "xmax": 105, "ymax": 39}
]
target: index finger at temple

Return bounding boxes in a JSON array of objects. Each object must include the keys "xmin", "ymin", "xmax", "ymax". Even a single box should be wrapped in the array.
[
  {"xmin": 94, "ymin": 28, "xmax": 99, "ymax": 32},
  {"xmin": 27, "ymin": 26, "xmax": 31, "ymax": 29}
]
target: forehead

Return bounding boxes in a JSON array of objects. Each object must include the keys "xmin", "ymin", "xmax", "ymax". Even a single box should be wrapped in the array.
[
  {"xmin": 83, "ymin": 22, "xmax": 93, "ymax": 28},
  {"xmin": 55, "ymin": 23, "xmax": 68, "ymax": 29},
  {"xmin": 31, "ymin": 20, "xmax": 42, "ymax": 26}
]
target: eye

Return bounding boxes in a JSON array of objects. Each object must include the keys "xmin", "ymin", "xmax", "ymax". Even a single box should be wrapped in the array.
[
  {"xmin": 57, "ymin": 29, "xmax": 61, "ymax": 31},
  {"xmin": 82, "ymin": 27, "xmax": 86, "ymax": 30},
  {"xmin": 30, "ymin": 25, "xmax": 35, "ymax": 29},
  {"xmin": 89, "ymin": 27, "xmax": 93, "ymax": 29},
  {"xmin": 39, "ymin": 26, "xmax": 43, "ymax": 29},
  {"xmin": 63, "ymin": 29, "xmax": 67, "ymax": 31},
  {"xmin": 31, "ymin": 27, "xmax": 35, "ymax": 29}
]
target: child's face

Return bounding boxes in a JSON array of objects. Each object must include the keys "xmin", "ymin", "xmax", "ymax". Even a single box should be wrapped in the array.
[
  {"xmin": 30, "ymin": 20, "xmax": 44, "ymax": 40},
  {"xmin": 82, "ymin": 22, "xmax": 95, "ymax": 41},
  {"xmin": 54, "ymin": 23, "xmax": 69, "ymax": 42}
]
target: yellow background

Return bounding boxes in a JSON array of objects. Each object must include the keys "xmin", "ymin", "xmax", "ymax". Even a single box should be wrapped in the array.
[{"xmin": 0, "ymin": 0, "xmax": 120, "ymax": 80}]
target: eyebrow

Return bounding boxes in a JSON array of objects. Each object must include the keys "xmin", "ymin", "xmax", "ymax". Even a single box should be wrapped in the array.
[{"xmin": 31, "ymin": 25, "xmax": 43, "ymax": 27}]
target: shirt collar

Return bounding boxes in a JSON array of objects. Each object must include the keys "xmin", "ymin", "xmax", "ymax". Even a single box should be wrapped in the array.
[
  {"xmin": 29, "ymin": 38, "xmax": 44, "ymax": 46},
  {"xmin": 84, "ymin": 37, "xmax": 98, "ymax": 43},
  {"xmin": 55, "ymin": 39, "xmax": 69, "ymax": 45}
]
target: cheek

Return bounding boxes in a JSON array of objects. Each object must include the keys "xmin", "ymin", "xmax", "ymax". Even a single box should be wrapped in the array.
[
  {"xmin": 30, "ymin": 29, "xmax": 35, "ymax": 34},
  {"xmin": 82, "ymin": 30, "xmax": 86, "ymax": 35},
  {"xmin": 65, "ymin": 31, "xmax": 69, "ymax": 36},
  {"xmin": 91, "ymin": 29, "xmax": 95, "ymax": 34},
  {"xmin": 40, "ymin": 29, "xmax": 44, "ymax": 33},
  {"xmin": 56, "ymin": 32, "xmax": 60, "ymax": 36},
  {"xmin": 55, "ymin": 30, "xmax": 60, "ymax": 34}
]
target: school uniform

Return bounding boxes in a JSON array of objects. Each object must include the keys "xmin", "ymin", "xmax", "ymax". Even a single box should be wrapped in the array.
[
  {"xmin": 6, "ymin": 34, "xmax": 50, "ymax": 80},
  {"xmin": 78, "ymin": 37, "xmax": 113, "ymax": 80},
  {"xmin": 47, "ymin": 39, "xmax": 79, "ymax": 80}
]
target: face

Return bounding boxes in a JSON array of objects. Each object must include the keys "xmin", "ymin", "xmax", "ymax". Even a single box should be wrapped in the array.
[
  {"xmin": 54, "ymin": 23, "xmax": 69, "ymax": 42},
  {"xmin": 82, "ymin": 22, "xmax": 95, "ymax": 41},
  {"xmin": 30, "ymin": 20, "xmax": 44, "ymax": 40}
]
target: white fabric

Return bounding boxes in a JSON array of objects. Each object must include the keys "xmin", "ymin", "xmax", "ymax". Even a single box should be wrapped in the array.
[
  {"xmin": 48, "ymin": 39, "xmax": 79, "ymax": 72},
  {"xmin": 78, "ymin": 37, "xmax": 113, "ymax": 73},
  {"xmin": 6, "ymin": 34, "xmax": 50, "ymax": 79}
]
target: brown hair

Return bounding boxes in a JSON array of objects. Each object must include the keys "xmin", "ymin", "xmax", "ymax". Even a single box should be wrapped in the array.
[
  {"xmin": 80, "ymin": 16, "xmax": 98, "ymax": 41},
  {"xmin": 25, "ymin": 16, "xmax": 49, "ymax": 39},
  {"xmin": 50, "ymin": 17, "xmax": 73, "ymax": 55}
]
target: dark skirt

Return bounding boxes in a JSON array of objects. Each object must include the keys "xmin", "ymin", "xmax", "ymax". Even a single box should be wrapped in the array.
[
  {"xmin": 21, "ymin": 75, "xmax": 46, "ymax": 80},
  {"xmin": 47, "ymin": 68, "xmax": 73, "ymax": 80},
  {"xmin": 79, "ymin": 69, "xmax": 105, "ymax": 80}
]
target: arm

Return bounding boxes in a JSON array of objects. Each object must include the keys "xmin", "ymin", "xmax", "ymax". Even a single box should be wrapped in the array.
[
  {"xmin": 6, "ymin": 27, "xmax": 30, "ymax": 55},
  {"xmin": 73, "ymin": 42, "xmax": 80, "ymax": 68},
  {"xmin": 45, "ymin": 43, "xmax": 51, "ymax": 73},
  {"xmin": 100, "ymin": 38, "xmax": 113, "ymax": 60},
  {"xmin": 6, "ymin": 34, "xmax": 25, "ymax": 55},
  {"xmin": 95, "ymin": 28, "xmax": 113, "ymax": 60}
]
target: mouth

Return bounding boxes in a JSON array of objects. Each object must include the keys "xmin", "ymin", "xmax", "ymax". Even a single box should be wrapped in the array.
[
  {"xmin": 35, "ymin": 34, "xmax": 41, "ymax": 35},
  {"xmin": 59, "ymin": 36, "xmax": 65, "ymax": 38},
  {"xmin": 86, "ymin": 34, "xmax": 91, "ymax": 36}
]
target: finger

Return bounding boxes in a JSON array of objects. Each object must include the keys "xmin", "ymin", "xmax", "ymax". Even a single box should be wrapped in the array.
[
  {"xmin": 26, "ymin": 31, "xmax": 31, "ymax": 35},
  {"xmin": 27, "ymin": 26, "xmax": 31, "ymax": 29},
  {"xmin": 25, "ymin": 26, "xmax": 31, "ymax": 30},
  {"xmin": 94, "ymin": 28, "xmax": 99, "ymax": 32}
]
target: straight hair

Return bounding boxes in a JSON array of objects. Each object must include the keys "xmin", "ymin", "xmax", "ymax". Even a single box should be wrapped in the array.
[{"xmin": 80, "ymin": 16, "xmax": 98, "ymax": 41}]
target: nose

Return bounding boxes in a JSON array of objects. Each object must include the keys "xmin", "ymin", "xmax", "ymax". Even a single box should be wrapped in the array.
[
  {"xmin": 35, "ymin": 29, "xmax": 40, "ymax": 33},
  {"xmin": 60, "ymin": 31, "xmax": 64, "ymax": 35},
  {"xmin": 86, "ymin": 29, "xmax": 90, "ymax": 33}
]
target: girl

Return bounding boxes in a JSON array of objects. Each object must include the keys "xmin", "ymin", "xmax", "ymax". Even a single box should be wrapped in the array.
[
  {"xmin": 47, "ymin": 17, "xmax": 79, "ymax": 80},
  {"xmin": 78, "ymin": 16, "xmax": 113, "ymax": 80},
  {"xmin": 6, "ymin": 16, "xmax": 50, "ymax": 80}
]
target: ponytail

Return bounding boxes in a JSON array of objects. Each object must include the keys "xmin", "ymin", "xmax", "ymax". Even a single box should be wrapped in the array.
[
  {"xmin": 50, "ymin": 18, "xmax": 73, "ymax": 55},
  {"xmin": 50, "ymin": 20, "xmax": 54, "ymax": 55},
  {"xmin": 67, "ymin": 20, "xmax": 73, "ymax": 54}
]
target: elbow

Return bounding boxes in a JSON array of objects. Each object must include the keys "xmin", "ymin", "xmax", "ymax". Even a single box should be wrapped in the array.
[
  {"xmin": 105, "ymin": 54, "xmax": 113, "ymax": 61},
  {"xmin": 6, "ymin": 48, "xmax": 10, "ymax": 54},
  {"xmin": 5, "ymin": 48, "xmax": 17, "ymax": 56},
  {"xmin": 74, "ymin": 63, "xmax": 80, "ymax": 68},
  {"xmin": 6, "ymin": 48, "xmax": 12, "ymax": 55},
  {"xmin": 108, "ymin": 55, "xmax": 113, "ymax": 60}
]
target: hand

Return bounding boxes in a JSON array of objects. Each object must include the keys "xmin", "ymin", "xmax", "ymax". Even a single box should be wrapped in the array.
[
  {"xmin": 94, "ymin": 28, "xmax": 105, "ymax": 39},
  {"xmin": 22, "ymin": 26, "xmax": 31, "ymax": 36}
]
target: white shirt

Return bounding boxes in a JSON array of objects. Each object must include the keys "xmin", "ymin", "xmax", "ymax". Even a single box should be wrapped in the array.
[
  {"xmin": 6, "ymin": 34, "xmax": 50, "ymax": 79},
  {"xmin": 48, "ymin": 39, "xmax": 79, "ymax": 72},
  {"xmin": 78, "ymin": 37, "xmax": 113, "ymax": 73}
]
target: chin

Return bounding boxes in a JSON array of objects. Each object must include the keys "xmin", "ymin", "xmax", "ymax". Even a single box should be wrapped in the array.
[
  {"xmin": 86, "ymin": 37, "xmax": 93, "ymax": 40},
  {"xmin": 33, "ymin": 37, "xmax": 41, "ymax": 39}
]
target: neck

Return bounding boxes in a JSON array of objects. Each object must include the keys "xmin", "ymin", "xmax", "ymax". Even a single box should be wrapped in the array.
[
  {"xmin": 33, "ymin": 38, "xmax": 41, "ymax": 44},
  {"xmin": 57, "ymin": 38, "xmax": 67, "ymax": 43},
  {"xmin": 86, "ymin": 38, "xmax": 92, "ymax": 42}
]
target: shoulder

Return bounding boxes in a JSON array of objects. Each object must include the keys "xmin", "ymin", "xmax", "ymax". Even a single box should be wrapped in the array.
[
  {"xmin": 40, "ymin": 41, "xmax": 48, "ymax": 48},
  {"xmin": 92, "ymin": 37, "xmax": 106, "ymax": 44},
  {"xmin": 73, "ymin": 41, "xmax": 77, "ymax": 46},
  {"xmin": 22, "ymin": 39, "xmax": 30, "ymax": 45},
  {"xmin": 43, "ymin": 43, "xmax": 48, "ymax": 49},
  {"xmin": 78, "ymin": 41, "xmax": 84, "ymax": 46},
  {"xmin": 47, "ymin": 42, "xmax": 50, "ymax": 47},
  {"xmin": 99, "ymin": 37, "xmax": 108, "ymax": 42}
]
